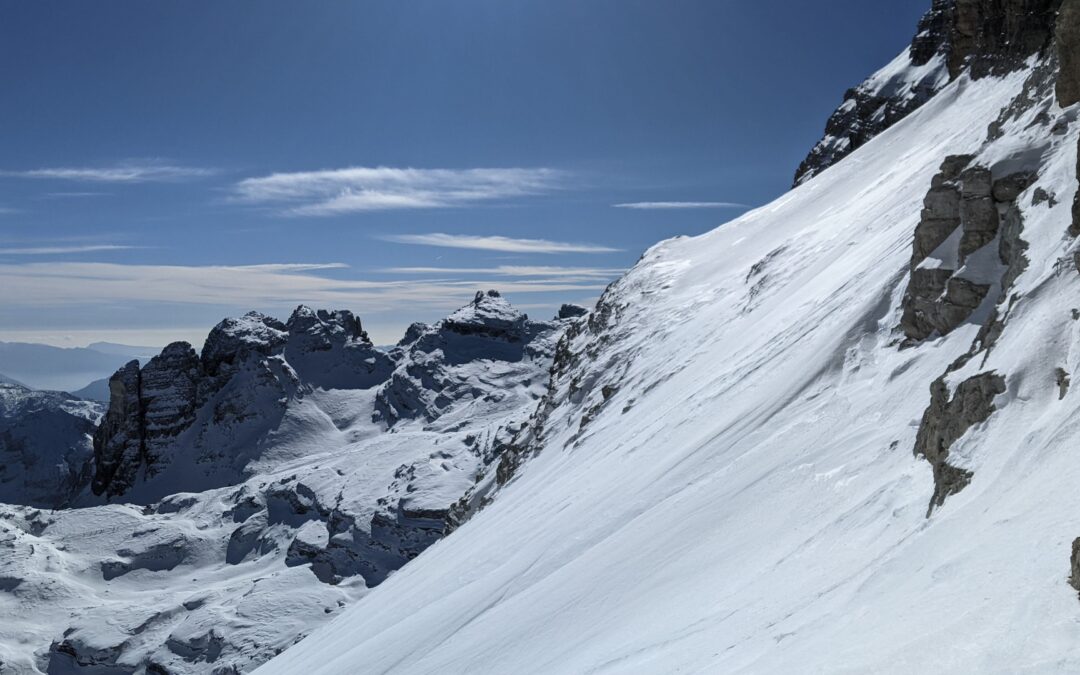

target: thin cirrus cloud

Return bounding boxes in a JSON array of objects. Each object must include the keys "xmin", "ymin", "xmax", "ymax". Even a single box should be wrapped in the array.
[
  {"xmin": 612, "ymin": 201, "xmax": 748, "ymax": 209},
  {"xmin": 0, "ymin": 262, "xmax": 608, "ymax": 312},
  {"xmin": 2, "ymin": 161, "xmax": 218, "ymax": 183},
  {"xmin": 0, "ymin": 244, "xmax": 140, "ymax": 255},
  {"xmin": 384, "ymin": 265, "xmax": 624, "ymax": 280},
  {"xmin": 232, "ymin": 166, "xmax": 564, "ymax": 215},
  {"xmin": 378, "ymin": 233, "xmax": 621, "ymax": 254}
]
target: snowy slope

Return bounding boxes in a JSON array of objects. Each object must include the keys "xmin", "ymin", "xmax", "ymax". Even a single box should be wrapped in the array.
[{"xmin": 258, "ymin": 59, "xmax": 1080, "ymax": 673}]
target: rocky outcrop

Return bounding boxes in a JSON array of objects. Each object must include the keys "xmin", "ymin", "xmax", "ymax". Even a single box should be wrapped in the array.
[
  {"xmin": 201, "ymin": 312, "xmax": 288, "ymax": 379},
  {"xmin": 91, "ymin": 361, "xmax": 145, "ymax": 497},
  {"xmin": 793, "ymin": 59, "xmax": 947, "ymax": 186},
  {"xmin": 950, "ymin": 0, "xmax": 1063, "ymax": 79},
  {"xmin": 914, "ymin": 371, "xmax": 1006, "ymax": 514},
  {"xmin": 900, "ymin": 157, "xmax": 1035, "ymax": 342},
  {"xmin": 141, "ymin": 343, "xmax": 202, "ymax": 469},
  {"xmin": 1059, "ymin": 0, "xmax": 1080, "ymax": 239},
  {"xmin": 557, "ymin": 303, "xmax": 589, "ymax": 319},
  {"xmin": 1070, "ymin": 537, "xmax": 1080, "ymax": 593},
  {"xmin": 93, "ymin": 307, "xmax": 392, "ymax": 498},
  {"xmin": 374, "ymin": 290, "xmax": 558, "ymax": 425},
  {"xmin": 1058, "ymin": 0, "xmax": 1080, "ymax": 105},
  {"xmin": 795, "ymin": 0, "xmax": 1063, "ymax": 185},
  {"xmin": 442, "ymin": 290, "xmax": 528, "ymax": 341}
]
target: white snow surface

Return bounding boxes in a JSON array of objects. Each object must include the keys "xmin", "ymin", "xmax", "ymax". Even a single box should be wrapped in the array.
[{"xmin": 258, "ymin": 63, "xmax": 1080, "ymax": 673}]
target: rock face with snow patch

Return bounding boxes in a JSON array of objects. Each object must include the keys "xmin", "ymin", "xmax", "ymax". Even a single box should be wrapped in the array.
[
  {"xmin": 93, "ymin": 306, "xmax": 394, "ymax": 499},
  {"xmin": 795, "ymin": 0, "xmax": 1062, "ymax": 185},
  {"xmin": 900, "ymin": 156, "xmax": 1035, "ymax": 342},
  {"xmin": 914, "ymin": 370, "xmax": 1006, "ymax": 514},
  {"xmin": 374, "ymin": 290, "xmax": 557, "ymax": 426}
]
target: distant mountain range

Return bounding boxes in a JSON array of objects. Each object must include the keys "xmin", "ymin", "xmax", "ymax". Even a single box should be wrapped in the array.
[{"xmin": 0, "ymin": 341, "xmax": 159, "ymax": 393}]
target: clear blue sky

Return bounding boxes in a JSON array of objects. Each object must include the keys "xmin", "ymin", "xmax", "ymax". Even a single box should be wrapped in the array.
[{"xmin": 0, "ymin": 0, "xmax": 930, "ymax": 347}]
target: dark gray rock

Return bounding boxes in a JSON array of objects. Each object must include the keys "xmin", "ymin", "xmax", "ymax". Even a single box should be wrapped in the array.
[
  {"xmin": 92, "ymin": 361, "xmax": 144, "ymax": 497},
  {"xmin": 959, "ymin": 167, "xmax": 1000, "ymax": 260},
  {"xmin": 141, "ymin": 343, "xmax": 201, "ymax": 475},
  {"xmin": 998, "ymin": 201, "xmax": 1030, "ymax": 290},
  {"xmin": 901, "ymin": 161, "xmax": 1033, "ymax": 342},
  {"xmin": 911, "ymin": 0, "xmax": 957, "ymax": 65},
  {"xmin": 912, "ymin": 156, "xmax": 971, "ymax": 269},
  {"xmin": 914, "ymin": 371, "xmax": 1006, "ymax": 514},
  {"xmin": 1032, "ymin": 187, "xmax": 1058, "ymax": 206},
  {"xmin": 1070, "ymin": 537, "xmax": 1080, "ymax": 594},
  {"xmin": 950, "ymin": 0, "xmax": 1063, "ymax": 79},
  {"xmin": 1056, "ymin": 367, "xmax": 1071, "ymax": 399},
  {"xmin": 1058, "ymin": 0, "xmax": 1080, "ymax": 106},
  {"xmin": 557, "ymin": 304, "xmax": 589, "ymax": 320}
]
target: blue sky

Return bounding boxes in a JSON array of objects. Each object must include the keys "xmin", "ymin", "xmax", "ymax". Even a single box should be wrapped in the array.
[{"xmin": 0, "ymin": 0, "xmax": 929, "ymax": 347}]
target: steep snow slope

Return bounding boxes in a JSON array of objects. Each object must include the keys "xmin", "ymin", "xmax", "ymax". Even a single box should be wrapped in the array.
[
  {"xmin": 0, "ymin": 294, "xmax": 573, "ymax": 674},
  {"xmin": 259, "ymin": 62, "xmax": 1080, "ymax": 673}
]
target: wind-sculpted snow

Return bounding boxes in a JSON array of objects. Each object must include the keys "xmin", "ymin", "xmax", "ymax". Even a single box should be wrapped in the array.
[
  {"xmin": 0, "ymin": 295, "xmax": 573, "ymax": 674},
  {"xmin": 258, "ymin": 41, "xmax": 1080, "ymax": 675}
]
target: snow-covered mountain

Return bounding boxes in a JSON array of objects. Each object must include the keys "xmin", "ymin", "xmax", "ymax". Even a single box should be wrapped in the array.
[
  {"xmin": 0, "ymin": 382, "xmax": 101, "ymax": 509},
  {"xmin": 0, "ymin": 292, "xmax": 581, "ymax": 673},
  {"xmin": 251, "ymin": 2, "xmax": 1080, "ymax": 674},
  {"xmin": 7, "ymin": 2, "xmax": 1080, "ymax": 674}
]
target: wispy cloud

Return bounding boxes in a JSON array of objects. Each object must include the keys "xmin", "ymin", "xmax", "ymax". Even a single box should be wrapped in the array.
[
  {"xmin": 3, "ymin": 160, "xmax": 218, "ymax": 183},
  {"xmin": 612, "ymin": 201, "xmax": 748, "ymax": 209},
  {"xmin": 378, "ymin": 233, "xmax": 620, "ymax": 254},
  {"xmin": 384, "ymin": 265, "xmax": 623, "ymax": 279},
  {"xmin": 0, "ymin": 244, "xmax": 141, "ymax": 255},
  {"xmin": 232, "ymin": 166, "xmax": 563, "ymax": 215},
  {"xmin": 0, "ymin": 262, "xmax": 607, "ymax": 312},
  {"xmin": 38, "ymin": 191, "xmax": 110, "ymax": 199}
]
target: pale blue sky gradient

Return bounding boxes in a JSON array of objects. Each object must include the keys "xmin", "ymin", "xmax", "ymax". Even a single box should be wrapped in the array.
[{"xmin": 0, "ymin": 0, "xmax": 929, "ymax": 346}]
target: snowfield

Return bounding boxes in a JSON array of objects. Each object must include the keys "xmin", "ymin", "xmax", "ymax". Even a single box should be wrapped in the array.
[{"xmin": 257, "ymin": 59, "xmax": 1080, "ymax": 674}]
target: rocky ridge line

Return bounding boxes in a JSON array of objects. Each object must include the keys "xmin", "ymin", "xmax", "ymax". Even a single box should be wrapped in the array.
[{"xmin": 795, "ymin": 0, "xmax": 1064, "ymax": 186}]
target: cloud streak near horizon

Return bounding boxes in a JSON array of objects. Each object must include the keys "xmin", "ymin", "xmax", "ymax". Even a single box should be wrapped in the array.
[
  {"xmin": 3, "ymin": 160, "xmax": 219, "ymax": 183},
  {"xmin": 612, "ymin": 201, "xmax": 747, "ymax": 209},
  {"xmin": 0, "ymin": 261, "xmax": 611, "ymax": 312},
  {"xmin": 0, "ymin": 244, "xmax": 141, "ymax": 255},
  {"xmin": 383, "ymin": 265, "xmax": 624, "ymax": 279},
  {"xmin": 232, "ymin": 166, "xmax": 564, "ymax": 215},
  {"xmin": 378, "ymin": 233, "xmax": 620, "ymax": 254}
]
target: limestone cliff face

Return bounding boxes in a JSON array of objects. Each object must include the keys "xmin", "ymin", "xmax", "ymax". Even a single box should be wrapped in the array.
[
  {"xmin": 795, "ymin": 0, "xmax": 1063, "ymax": 186},
  {"xmin": 92, "ymin": 307, "xmax": 392, "ymax": 498},
  {"xmin": 899, "ymin": 157, "xmax": 1035, "ymax": 342}
]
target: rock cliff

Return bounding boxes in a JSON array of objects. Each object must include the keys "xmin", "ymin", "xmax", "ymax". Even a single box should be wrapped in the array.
[{"xmin": 795, "ymin": 0, "xmax": 1064, "ymax": 186}]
